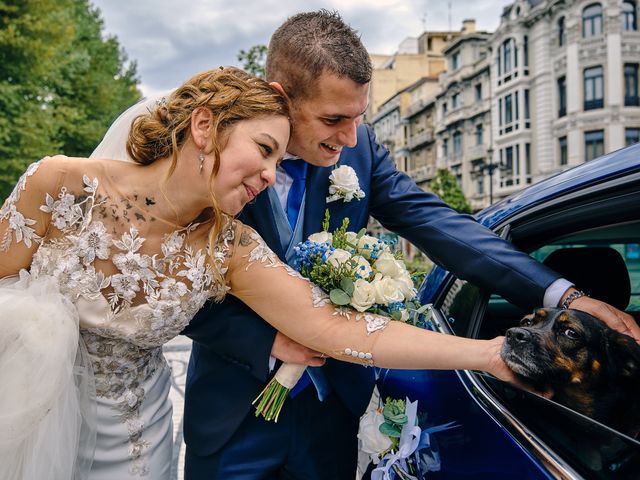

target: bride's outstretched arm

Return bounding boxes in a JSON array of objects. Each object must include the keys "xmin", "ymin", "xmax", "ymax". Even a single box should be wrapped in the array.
[{"xmin": 224, "ymin": 222, "xmax": 516, "ymax": 383}]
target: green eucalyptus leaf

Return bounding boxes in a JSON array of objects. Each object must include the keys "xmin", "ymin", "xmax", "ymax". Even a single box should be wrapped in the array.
[
  {"xmin": 379, "ymin": 422, "xmax": 402, "ymax": 438},
  {"xmin": 329, "ymin": 289, "xmax": 351, "ymax": 305},
  {"xmin": 391, "ymin": 310, "xmax": 402, "ymax": 321},
  {"xmin": 340, "ymin": 277, "xmax": 355, "ymax": 296}
]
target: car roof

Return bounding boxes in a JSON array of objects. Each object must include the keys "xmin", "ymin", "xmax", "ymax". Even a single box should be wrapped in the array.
[{"xmin": 476, "ymin": 143, "xmax": 640, "ymax": 228}]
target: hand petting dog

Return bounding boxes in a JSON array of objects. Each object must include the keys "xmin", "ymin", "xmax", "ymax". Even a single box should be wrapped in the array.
[{"xmin": 560, "ymin": 287, "xmax": 640, "ymax": 343}]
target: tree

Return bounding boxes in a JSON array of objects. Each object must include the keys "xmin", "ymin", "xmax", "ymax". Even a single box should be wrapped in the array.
[
  {"xmin": 0, "ymin": 0, "xmax": 141, "ymax": 201},
  {"xmin": 429, "ymin": 168, "xmax": 472, "ymax": 214},
  {"xmin": 237, "ymin": 44, "xmax": 267, "ymax": 78}
]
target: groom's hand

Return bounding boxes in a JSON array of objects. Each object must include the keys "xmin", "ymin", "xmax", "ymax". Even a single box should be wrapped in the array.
[{"xmin": 271, "ymin": 332, "xmax": 327, "ymax": 366}]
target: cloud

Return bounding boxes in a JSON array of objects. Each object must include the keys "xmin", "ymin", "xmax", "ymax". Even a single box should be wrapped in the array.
[{"xmin": 91, "ymin": 0, "xmax": 513, "ymax": 96}]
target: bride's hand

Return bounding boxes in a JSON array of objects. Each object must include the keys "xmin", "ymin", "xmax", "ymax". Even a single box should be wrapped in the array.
[
  {"xmin": 485, "ymin": 336, "xmax": 518, "ymax": 383},
  {"xmin": 484, "ymin": 336, "xmax": 554, "ymax": 398}
]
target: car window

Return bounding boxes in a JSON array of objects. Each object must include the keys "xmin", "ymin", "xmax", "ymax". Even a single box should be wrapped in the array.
[
  {"xmin": 437, "ymin": 278, "xmax": 484, "ymax": 337},
  {"xmin": 531, "ymin": 242, "xmax": 640, "ymax": 312}
]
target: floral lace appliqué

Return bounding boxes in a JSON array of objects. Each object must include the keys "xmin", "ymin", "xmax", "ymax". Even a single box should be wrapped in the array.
[{"xmin": 1, "ymin": 161, "xmax": 234, "ymax": 477}]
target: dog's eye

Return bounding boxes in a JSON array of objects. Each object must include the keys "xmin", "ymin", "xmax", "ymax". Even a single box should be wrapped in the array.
[
  {"xmin": 521, "ymin": 318, "xmax": 533, "ymax": 327},
  {"xmin": 563, "ymin": 327, "xmax": 579, "ymax": 339}
]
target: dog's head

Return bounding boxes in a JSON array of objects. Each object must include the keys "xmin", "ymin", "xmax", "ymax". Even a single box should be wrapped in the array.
[{"xmin": 501, "ymin": 308, "xmax": 640, "ymax": 436}]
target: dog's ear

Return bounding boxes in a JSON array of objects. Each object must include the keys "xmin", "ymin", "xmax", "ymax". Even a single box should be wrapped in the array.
[{"xmin": 605, "ymin": 329, "xmax": 640, "ymax": 381}]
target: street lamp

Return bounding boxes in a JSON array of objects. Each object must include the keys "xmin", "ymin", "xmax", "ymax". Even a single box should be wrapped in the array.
[{"xmin": 471, "ymin": 147, "xmax": 505, "ymax": 205}]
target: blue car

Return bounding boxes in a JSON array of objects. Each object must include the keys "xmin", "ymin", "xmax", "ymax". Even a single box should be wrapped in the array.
[{"xmin": 377, "ymin": 143, "xmax": 640, "ymax": 479}]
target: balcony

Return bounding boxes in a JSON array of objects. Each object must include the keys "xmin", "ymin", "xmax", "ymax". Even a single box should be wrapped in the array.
[
  {"xmin": 625, "ymin": 95, "xmax": 640, "ymax": 107},
  {"xmin": 408, "ymin": 130, "xmax": 434, "ymax": 151},
  {"xmin": 467, "ymin": 144, "xmax": 487, "ymax": 160}
]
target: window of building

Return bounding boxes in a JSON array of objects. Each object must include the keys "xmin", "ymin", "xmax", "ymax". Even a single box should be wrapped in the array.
[
  {"xmin": 523, "ymin": 35, "xmax": 529, "ymax": 69},
  {"xmin": 499, "ymin": 98, "xmax": 503, "ymax": 126},
  {"xmin": 525, "ymin": 143, "xmax": 531, "ymax": 183},
  {"xmin": 585, "ymin": 130, "xmax": 604, "ymax": 161},
  {"xmin": 623, "ymin": 0, "xmax": 638, "ymax": 31},
  {"xmin": 475, "ymin": 83, "xmax": 482, "ymax": 102},
  {"xmin": 505, "ymin": 94, "xmax": 513, "ymax": 124},
  {"xmin": 475, "ymin": 124, "xmax": 483, "ymax": 145},
  {"xmin": 443, "ymin": 138, "xmax": 449, "ymax": 158},
  {"xmin": 524, "ymin": 89, "xmax": 530, "ymax": 127},
  {"xmin": 584, "ymin": 66, "xmax": 604, "ymax": 110},
  {"xmin": 451, "ymin": 51, "xmax": 461, "ymax": 70},
  {"xmin": 503, "ymin": 146, "xmax": 515, "ymax": 186},
  {"xmin": 453, "ymin": 131, "xmax": 463, "ymax": 159},
  {"xmin": 452, "ymin": 92, "xmax": 461, "ymax": 109},
  {"xmin": 499, "ymin": 38, "xmax": 517, "ymax": 81},
  {"xmin": 558, "ymin": 76, "xmax": 567, "ymax": 117},
  {"xmin": 582, "ymin": 3, "xmax": 603, "ymax": 38},
  {"xmin": 625, "ymin": 63, "xmax": 639, "ymax": 106},
  {"xmin": 442, "ymin": 101, "xmax": 448, "ymax": 117},
  {"xmin": 558, "ymin": 16, "xmax": 566, "ymax": 46},
  {"xmin": 559, "ymin": 136, "xmax": 568, "ymax": 165},
  {"xmin": 626, "ymin": 128, "xmax": 640, "ymax": 146}
]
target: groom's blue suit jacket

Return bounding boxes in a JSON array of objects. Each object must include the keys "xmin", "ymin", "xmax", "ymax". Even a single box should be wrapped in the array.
[{"xmin": 182, "ymin": 125, "xmax": 560, "ymax": 456}]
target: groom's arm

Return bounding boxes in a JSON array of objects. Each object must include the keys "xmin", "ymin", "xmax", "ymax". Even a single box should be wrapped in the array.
[
  {"xmin": 359, "ymin": 125, "xmax": 560, "ymax": 311},
  {"xmin": 182, "ymin": 296, "xmax": 276, "ymax": 382},
  {"xmin": 182, "ymin": 296, "xmax": 324, "ymax": 381}
]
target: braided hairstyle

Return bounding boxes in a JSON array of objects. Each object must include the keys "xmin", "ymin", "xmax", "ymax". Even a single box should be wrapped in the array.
[{"xmin": 127, "ymin": 67, "xmax": 290, "ymax": 284}]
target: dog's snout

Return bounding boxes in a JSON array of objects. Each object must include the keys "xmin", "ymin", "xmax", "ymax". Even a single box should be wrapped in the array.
[{"xmin": 506, "ymin": 327, "xmax": 532, "ymax": 343}]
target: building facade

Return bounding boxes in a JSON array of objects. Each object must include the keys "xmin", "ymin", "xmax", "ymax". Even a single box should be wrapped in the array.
[
  {"xmin": 488, "ymin": 0, "xmax": 640, "ymax": 206},
  {"xmin": 433, "ymin": 20, "xmax": 493, "ymax": 210}
]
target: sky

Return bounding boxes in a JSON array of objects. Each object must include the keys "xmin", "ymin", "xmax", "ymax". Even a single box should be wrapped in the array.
[{"xmin": 91, "ymin": 0, "xmax": 514, "ymax": 97}]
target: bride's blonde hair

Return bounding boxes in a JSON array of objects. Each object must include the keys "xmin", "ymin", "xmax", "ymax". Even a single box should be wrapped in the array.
[{"xmin": 126, "ymin": 67, "xmax": 290, "ymax": 283}]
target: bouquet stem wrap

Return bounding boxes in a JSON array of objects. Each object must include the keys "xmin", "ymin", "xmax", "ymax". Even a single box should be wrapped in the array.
[{"xmin": 252, "ymin": 363, "xmax": 306, "ymax": 422}]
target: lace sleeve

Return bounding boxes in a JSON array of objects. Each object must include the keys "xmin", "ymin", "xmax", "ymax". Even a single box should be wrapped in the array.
[
  {"xmin": 0, "ymin": 158, "xmax": 64, "ymax": 278},
  {"xmin": 225, "ymin": 223, "xmax": 499, "ymax": 372}
]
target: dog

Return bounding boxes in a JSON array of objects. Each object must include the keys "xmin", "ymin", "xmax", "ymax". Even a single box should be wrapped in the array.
[{"xmin": 501, "ymin": 308, "xmax": 640, "ymax": 437}]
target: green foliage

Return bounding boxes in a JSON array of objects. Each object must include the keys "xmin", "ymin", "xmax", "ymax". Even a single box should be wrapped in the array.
[
  {"xmin": 379, "ymin": 397, "xmax": 409, "ymax": 450},
  {"xmin": 0, "ymin": 0, "xmax": 141, "ymax": 201},
  {"xmin": 237, "ymin": 44, "xmax": 267, "ymax": 78},
  {"xmin": 429, "ymin": 168, "xmax": 472, "ymax": 214}
]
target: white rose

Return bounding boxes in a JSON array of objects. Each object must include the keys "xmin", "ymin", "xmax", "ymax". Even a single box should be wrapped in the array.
[
  {"xmin": 358, "ymin": 409, "xmax": 392, "ymax": 457},
  {"xmin": 329, "ymin": 165, "xmax": 360, "ymax": 192},
  {"xmin": 308, "ymin": 231, "xmax": 332, "ymax": 244},
  {"xmin": 345, "ymin": 231, "xmax": 359, "ymax": 247},
  {"xmin": 351, "ymin": 255, "xmax": 373, "ymax": 280},
  {"xmin": 357, "ymin": 235, "xmax": 384, "ymax": 259},
  {"xmin": 327, "ymin": 248, "xmax": 352, "ymax": 268},
  {"xmin": 350, "ymin": 278, "xmax": 376, "ymax": 312},
  {"xmin": 371, "ymin": 274, "xmax": 404, "ymax": 305},
  {"xmin": 374, "ymin": 252, "xmax": 406, "ymax": 279},
  {"xmin": 395, "ymin": 274, "xmax": 417, "ymax": 301}
]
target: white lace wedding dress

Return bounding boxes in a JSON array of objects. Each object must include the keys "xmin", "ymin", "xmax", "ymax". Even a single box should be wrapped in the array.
[{"xmin": 0, "ymin": 156, "xmax": 392, "ymax": 479}]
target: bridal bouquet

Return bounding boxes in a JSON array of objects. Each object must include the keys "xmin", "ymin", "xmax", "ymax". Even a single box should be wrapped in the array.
[
  {"xmin": 359, "ymin": 396, "xmax": 457, "ymax": 480},
  {"xmin": 253, "ymin": 212, "xmax": 431, "ymax": 422}
]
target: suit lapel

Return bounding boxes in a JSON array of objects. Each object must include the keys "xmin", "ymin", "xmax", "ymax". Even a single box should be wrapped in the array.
[{"xmin": 239, "ymin": 188, "xmax": 285, "ymax": 258}]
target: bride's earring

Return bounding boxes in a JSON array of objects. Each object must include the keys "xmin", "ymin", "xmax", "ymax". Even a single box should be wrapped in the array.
[{"xmin": 198, "ymin": 151, "xmax": 205, "ymax": 174}]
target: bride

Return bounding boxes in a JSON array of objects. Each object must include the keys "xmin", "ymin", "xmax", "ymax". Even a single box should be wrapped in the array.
[{"xmin": 0, "ymin": 67, "xmax": 515, "ymax": 479}]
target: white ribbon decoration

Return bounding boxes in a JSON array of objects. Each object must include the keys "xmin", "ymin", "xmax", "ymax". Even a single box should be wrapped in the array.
[
  {"xmin": 371, "ymin": 398, "xmax": 422, "ymax": 480},
  {"xmin": 273, "ymin": 363, "xmax": 306, "ymax": 389}
]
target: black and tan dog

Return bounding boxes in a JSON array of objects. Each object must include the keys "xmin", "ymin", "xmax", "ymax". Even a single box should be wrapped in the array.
[{"xmin": 501, "ymin": 308, "xmax": 640, "ymax": 437}]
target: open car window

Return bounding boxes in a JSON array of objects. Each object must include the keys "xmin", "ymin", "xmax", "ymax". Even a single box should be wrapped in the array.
[{"xmin": 433, "ymin": 220, "xmax": 640, "ymax": 477}]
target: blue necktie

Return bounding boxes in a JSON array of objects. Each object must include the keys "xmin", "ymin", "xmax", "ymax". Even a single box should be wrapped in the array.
[
  {"xmin": 279, "ymin": 160, "xmax": 329, "ymax": 400},
  {"xmin": 280, "ymin": 159, "xmax": 307, "ymax": 230}
]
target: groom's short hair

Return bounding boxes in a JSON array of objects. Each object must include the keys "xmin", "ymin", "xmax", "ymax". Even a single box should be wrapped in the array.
[{"xmin": 266, "ymin": 10, "xmax": 372, "ymax": 101}]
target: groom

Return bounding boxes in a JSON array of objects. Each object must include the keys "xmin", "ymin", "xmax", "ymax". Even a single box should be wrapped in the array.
[{"xmin": 181, "ymin": 10, "xmax": 639, "ymax": 480}]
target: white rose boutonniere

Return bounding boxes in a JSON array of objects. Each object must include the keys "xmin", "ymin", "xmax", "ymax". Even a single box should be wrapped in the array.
[{"xmin": 326, "ymin": 165, "xmax": 365, "ymax": 203}]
